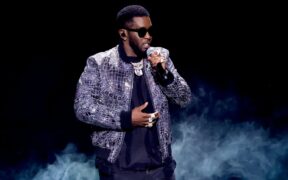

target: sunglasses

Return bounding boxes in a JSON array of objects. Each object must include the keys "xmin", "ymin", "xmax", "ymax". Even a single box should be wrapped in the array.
[{"xmin": 125, "ymin": 27, "xmax": 153, "ymax": 38}]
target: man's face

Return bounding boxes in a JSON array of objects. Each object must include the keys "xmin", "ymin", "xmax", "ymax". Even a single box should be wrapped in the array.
[{"xmin": 126, "ymin": 16, "xmax": 153, "ymax": 57}]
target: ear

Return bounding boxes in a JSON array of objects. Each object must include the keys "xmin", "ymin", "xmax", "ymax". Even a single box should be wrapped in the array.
[{"xmin": 118, "ymin": 29, "xmax": 127, "ymax": 40}]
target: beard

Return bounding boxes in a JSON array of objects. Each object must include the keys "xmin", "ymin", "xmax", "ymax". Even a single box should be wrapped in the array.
[{"xmin": 129, "ymin": 41, "xmax": 147, "ymax": 58}]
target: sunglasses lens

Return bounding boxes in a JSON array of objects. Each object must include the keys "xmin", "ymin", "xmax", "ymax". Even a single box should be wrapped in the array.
[
  {"xmin": 126, "ymin": 27, "xmax": 153, "ymax": 38},
  {"xmin": 138, "ymin": 27, "xmax": 153, "ymax": 37},
  {"xmin": 138, "ymin": 28, "xmax": 147, "ymax": 38}
]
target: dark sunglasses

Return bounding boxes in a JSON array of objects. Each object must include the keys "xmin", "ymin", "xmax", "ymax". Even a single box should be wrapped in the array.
[{"xmin": 125, "ymin": 27, "xmax": 153, "ymax": 38}]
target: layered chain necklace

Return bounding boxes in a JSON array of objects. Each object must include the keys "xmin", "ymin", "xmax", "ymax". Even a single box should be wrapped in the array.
[{"xmin": 131, "ymin": 59, "xmax": 143, "ymax": 76}]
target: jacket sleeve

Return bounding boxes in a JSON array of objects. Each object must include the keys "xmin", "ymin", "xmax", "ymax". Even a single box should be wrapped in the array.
[
  {"xmin": 74, "ymin": 56, "xmax": 129, "ymax": 130},
  {"xmin": 158, "ymin": 50, "xmax": 192, "ymax": 108}
]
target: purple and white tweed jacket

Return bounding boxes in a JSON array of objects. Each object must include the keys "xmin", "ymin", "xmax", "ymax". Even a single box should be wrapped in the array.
[{"xmin": 74, "ymin": 45, "xmax": 191, "ymax": 163}]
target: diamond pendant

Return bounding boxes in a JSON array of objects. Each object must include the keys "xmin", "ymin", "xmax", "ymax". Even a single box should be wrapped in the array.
[
  {"xmin": 134, "ymin": 69, "xmax": 143, "ymax": 76},
  {"xmin": 131, "ymin": 60, "xmax": 144, "ymax": 76}
]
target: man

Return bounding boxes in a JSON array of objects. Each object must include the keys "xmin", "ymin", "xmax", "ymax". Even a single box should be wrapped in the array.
[{"xmin": 74, "ymin": 5, "xmax": 191, "ymax": 180}]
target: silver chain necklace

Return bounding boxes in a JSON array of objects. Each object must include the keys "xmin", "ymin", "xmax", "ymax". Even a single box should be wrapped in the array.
[{"xmin": 131, "ymin": 59, "xmax": 143, "ymax": 76}]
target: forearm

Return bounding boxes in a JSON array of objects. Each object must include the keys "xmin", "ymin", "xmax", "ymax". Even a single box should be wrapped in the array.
[
  {"xmin": 74, "ymin": 57, "xmax": 129, "ymax": 130},
  {"xmin": 159, "ymin": 58, "xmax": 192, "ymax": 107},
  {"xmin": 74, "ymin": 94, "xmax": 124, "ymax": 130}
]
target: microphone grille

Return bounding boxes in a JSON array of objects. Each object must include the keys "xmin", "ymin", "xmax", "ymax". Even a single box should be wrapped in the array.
[{"xmin": 146, "ymin": 47, "xmax": 160, "ymax": 56}]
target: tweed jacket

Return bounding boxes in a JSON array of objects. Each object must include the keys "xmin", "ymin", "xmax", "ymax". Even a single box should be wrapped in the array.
[{"xmin": 74, "ymin": 45, "xmax": 191, "ymax": 163}]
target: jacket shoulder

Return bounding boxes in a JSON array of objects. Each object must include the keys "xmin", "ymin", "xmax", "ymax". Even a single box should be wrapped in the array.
[{"xmin": 88, "ymin": 46, "xmax": 119, "ymax": 65}]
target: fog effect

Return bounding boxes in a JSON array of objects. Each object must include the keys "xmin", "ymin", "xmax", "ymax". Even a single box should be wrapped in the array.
[
  {"xmin": 1, "ymin": 87, "xmax": 288, "ymax": 180},
  {"xmin": 172, "ymin": 120, "xmax": 288, "ymax": 179},
  {"xmin": 172, "ymin": 87, "xmax": 288, "ymax": 179}
]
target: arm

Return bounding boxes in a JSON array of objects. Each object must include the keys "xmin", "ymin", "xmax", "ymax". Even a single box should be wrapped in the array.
[
  {"xmin": 74, "ymin": 57, "xmax": 127, "ymax": 130},
  {"xmin": 160, "ymin": 56, "xmax": 192, "ymax": 107},
  {"xmin": 148, "ymin": 48, "xmax": 192, "ymax": 107}
]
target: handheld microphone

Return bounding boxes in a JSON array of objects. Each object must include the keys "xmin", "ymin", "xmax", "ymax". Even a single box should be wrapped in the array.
[
  {"xmin": 146, "ymin": 47, "xmax": 174, "ymax": 85},
  {"xmin": 147, "ymin": 47, "xmax": 166, "ymax": 64},
  {"xmin": 146, "ymin": 47, "xmax": 161, "ymax": 57},
  {"xmin": 146, "ymin": 47, "xmax": 168, "ymax": 80}
]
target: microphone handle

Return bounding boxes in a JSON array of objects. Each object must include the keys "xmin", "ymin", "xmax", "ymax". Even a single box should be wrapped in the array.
[{"xmin": 156, "ymin": 63, "xmax": 168, "ymax": 80}]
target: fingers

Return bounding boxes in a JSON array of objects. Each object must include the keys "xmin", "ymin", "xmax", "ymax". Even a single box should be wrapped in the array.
[
  {"xmin": 145, "ymin": 112, "xmax": 159, "ymax": 128},
  {"xmin": 143, "ymin": 115, "xmax": 151, "ymax": 120},
  {"xmin": 147, "ymin": 53, "xmax": 165, "ymax": 67},
  {"xmin": 138, "ymin": 115, "xmax": 158, "ymax": 128},
  {"xmin": 141, "ymin": 113, "xmax": 158, "ymax": 123},
  {"xmin": 132, "ymin": 103, "xmax": 161, "ymax": 127},
  {"xmin": 154, "ymin": 112, "xmax": 160, "ymax": 119},
  {"xmin": 145, "ymin": 120, "xmax": 156, "ymax": 128}
]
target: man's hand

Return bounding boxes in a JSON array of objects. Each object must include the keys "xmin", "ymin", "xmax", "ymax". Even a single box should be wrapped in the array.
[
  {"xmin": 131, "ymin": 102, "xmax": 160, "ymax": 127},
  {"xmin": 147, "ymin": 51, "xmax": 166, "ymax": 70}
]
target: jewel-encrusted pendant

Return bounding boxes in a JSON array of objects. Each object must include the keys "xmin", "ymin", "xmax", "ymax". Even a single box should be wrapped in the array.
[
  {"xmin": 131, "ymin": 60, "xmax": 143, "ymax": 76},
  {"xmin": 134, "ymin": 69, "xmax": 143, "ymax": 76}
]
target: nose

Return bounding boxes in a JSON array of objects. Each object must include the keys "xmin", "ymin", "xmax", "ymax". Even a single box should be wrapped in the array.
[{"xmin": 144, "ymin": 32, "xmax": 152, "ymax": 40}]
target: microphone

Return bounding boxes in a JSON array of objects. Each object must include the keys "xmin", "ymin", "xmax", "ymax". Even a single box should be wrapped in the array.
[
  {"xmin": 146, "ymin": 47, "xmax": 161, "ymax": 57},
  {"xmin": 146, "ymin": 47, "xmax": 168, "ymax": 80},
  {"xmin": 147, "ymin": 47, "xmax": 166, "ymax": 64}
]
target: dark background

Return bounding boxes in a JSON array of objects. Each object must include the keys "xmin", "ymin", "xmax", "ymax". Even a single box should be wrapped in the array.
[{"xmin": 1, "ymin": 0, "xmax": 287, "ymax": 171}]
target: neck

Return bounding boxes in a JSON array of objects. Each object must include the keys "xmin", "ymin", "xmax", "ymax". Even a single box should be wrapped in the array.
[
  {"xmin": 119, "ymin": 41, "xmax": 142, "ymax": 63},
  {"xmin": 122, "ymin": 41, "xmax": 137, "ymax": 57}
]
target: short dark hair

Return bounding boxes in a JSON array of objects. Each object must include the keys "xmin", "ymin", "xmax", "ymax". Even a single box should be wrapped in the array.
[{"xmin": 116, "ymin": 5, "xmax": 150, "ymax": 29}]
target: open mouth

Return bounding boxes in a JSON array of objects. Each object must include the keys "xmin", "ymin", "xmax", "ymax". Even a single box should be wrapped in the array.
[{"xmin": 143, "ymin": 43, "xmax": 150, "ymax": 50}]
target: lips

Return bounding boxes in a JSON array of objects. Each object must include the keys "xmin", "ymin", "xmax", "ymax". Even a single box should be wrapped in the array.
[{"xmin": 143, "ymin": 43, "xmax": 150, "ymax": 50}]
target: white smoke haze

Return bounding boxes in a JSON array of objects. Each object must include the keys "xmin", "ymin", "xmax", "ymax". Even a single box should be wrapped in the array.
[
  {"xmin": 1, "ymin": 86, "xmax": 287, "ymax": 180},
  {"xmin": 10, "ymin": 144, "xmax": 99, "ymax": 180},
  {"xmin": 172, "ymin": 119, "xmax": 288, "ymax": 180},
  {"xmin": 172, "ymin": 87, "xmax": 288, "ymax": 179},
  {"xmin": 31, "ymin": 144, "xmax": 99, "ymax": 180}
]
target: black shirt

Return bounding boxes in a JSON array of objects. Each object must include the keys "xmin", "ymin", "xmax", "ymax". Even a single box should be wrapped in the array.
[{"xmin": 116, "ymin": 43, "xmax": 162, "ymax": 170}]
